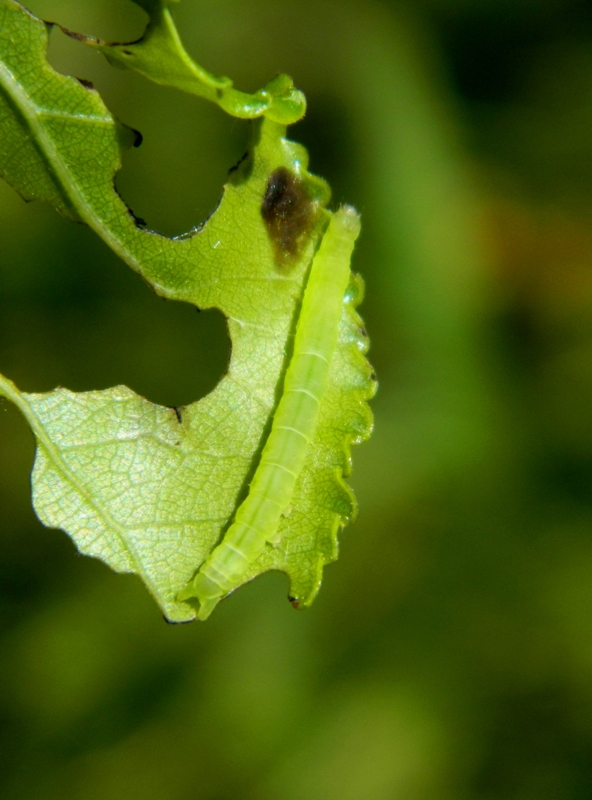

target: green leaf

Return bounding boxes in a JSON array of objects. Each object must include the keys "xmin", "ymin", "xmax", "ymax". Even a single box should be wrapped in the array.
[
  {"xmin": 0, "ymin": 0, "xmax": 375, "ymax": 621},
  {"xmin": 61, "ymin": 0, "xmax": 306, "ymax": 123}
]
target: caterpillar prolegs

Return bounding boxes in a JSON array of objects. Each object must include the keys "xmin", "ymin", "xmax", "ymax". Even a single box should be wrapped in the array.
[{"xmin": 177, "ymin": 205, "xmax": 361, "ymax": 620}]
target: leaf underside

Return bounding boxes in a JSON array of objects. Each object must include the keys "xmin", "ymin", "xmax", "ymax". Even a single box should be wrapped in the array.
[{"xmin": 0, "ymin": 0, "xmax": 375, "ymax": 621}]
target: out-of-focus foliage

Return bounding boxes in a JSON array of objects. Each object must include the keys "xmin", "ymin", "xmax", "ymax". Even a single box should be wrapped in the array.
[{"xmin": 2, "ymin": 0, "xmax": 592, "ymax": 797}]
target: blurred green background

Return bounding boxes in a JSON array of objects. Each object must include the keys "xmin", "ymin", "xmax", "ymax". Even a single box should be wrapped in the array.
[{"xmin": 3, "ymin": 0, "xmax": 592, "ymax": 797}]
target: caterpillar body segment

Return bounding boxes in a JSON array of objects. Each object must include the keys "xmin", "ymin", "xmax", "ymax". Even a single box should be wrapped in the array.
[{"xmin": 177, "ymin": 205, "xmax": 361, "ymax": 620}]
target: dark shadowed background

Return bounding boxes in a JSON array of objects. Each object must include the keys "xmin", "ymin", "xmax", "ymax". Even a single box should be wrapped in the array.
[{"xmin": 2, "ymin": 0, "xmax": 592, "ymax": 797}]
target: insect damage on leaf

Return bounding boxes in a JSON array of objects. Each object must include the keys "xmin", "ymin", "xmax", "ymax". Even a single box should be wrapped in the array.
[
  {"xmin": 0, "ymin": 0, "xmax": 376, "ymax": 623},
  {"xmin": 261, "ymin": 166, "xmax": 318, "ymax": 268}
]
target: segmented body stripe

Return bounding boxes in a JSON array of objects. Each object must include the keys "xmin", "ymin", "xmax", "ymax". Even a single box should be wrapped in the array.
[{"xmin": 178, "ymin": 205, "xmax": 361, "ymax": 619}]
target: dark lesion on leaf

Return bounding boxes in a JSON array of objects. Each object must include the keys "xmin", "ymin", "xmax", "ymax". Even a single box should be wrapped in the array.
[
  {"xmin": 124, "ymin": 204, "xmax": 147, "ymax": 229},
  {"xmin": 58, "ymin": 25, "xmax": 101, "ymax": 45},
  {"xmin": 229, "ymin": 150, "xmax": 249, "ymax": 176},
  {"xmin": 261, "ymin": 167, "xmax": 317, "ymax": 269},
  {"xmin": 171, "ymin": 406, "xmax": 184, "ymax": 424}
]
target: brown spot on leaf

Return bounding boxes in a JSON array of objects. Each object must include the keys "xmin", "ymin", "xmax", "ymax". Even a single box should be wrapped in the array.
[{"xmin": 261, "ymin": 167, "xmax": 317, "ymax": 269}]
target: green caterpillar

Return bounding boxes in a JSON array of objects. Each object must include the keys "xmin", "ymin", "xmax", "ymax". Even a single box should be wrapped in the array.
[{"xmin": 178, "ymin": 205, "xmax": 361, "ymax": 620}]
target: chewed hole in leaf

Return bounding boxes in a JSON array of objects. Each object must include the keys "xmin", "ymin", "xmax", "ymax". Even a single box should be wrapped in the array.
[
  {"xmin": 99, "ymin": 304, "xmax": 230, "ymax": 410},
  {"xmin": 0, "ymin": 191, "xmax": 230, "ymax": 406},
  {"xmin": 115, "ymin": 101, "xmax": 249, "ymax": 237},
  {"xmin": 25, "ymin": 0, "xmax": 146, "ymax": 42},
  {"xmin": 37, "ymin": 12, "xmax": 250, "ymax": 237}
]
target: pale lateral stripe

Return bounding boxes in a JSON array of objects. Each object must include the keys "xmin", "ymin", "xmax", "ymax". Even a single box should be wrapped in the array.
[
  {"xmin": 259, "ymin": 461, "xmax": 298, "ymax": 479},
  {"xmin": 296, "ymin": 349, "xmax": 330, "ymax": 363},
  {"xmin": 284, "ymin": 387, "xmax": 320, "ymax": 403},
  {"xmin": 275, "ymin": 425, "xmax": 311, "ymax": 442}
]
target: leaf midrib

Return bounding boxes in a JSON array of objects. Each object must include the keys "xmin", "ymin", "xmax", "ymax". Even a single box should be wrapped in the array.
[{"xmin": 0, "ymin": 375, "xmax": 156, "ymax": 596}]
